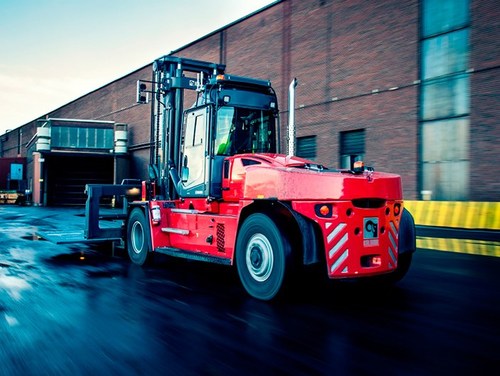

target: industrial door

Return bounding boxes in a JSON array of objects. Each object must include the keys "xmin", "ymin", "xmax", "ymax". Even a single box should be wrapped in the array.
[{"xmin": 45, "ymin": 154, "xmax": 113, "ymax": 206}]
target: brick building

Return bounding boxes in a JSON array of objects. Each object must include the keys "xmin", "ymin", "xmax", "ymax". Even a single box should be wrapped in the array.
[{"xmin": 0, "ymin": 0, "xmax": 498, "ymax": 205}]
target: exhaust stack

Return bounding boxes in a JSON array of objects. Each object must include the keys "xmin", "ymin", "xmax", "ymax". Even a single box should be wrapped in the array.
[{"xmin": 288, "ymin": 78, "xmax": 298, "ymax": 157}]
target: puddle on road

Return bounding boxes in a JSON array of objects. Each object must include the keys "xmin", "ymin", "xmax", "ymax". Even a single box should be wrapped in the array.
[
  {"xmin": 45, "ymin": 252, "xmax": 126, "ymax": 281},
  {"xmin": 21, "ymin": 234, "xmax": 46, "ymax": 241},
  {"xmin": 6, "ymin": 246, "xmax": 36, "ymax": 265},
  {"xmin": 58, "ymin": 280, "xmax": 87, "ymax": 288},
  {"xmin": 1, "ymin": 215, "xmax": 22, "ymax": 221},
  {"xmin": 47, "ymin": 252, "xmax": 98, "ymax": 265},
  {"xmin": 7, "ymin": 259, "xmax": 29, "ymax": 265},
  {"xmin": 0, "ymin": 269, "xmax": 32, "ymax": 300},
  {"xmin": 45, "ymin": 250, "xmax": 118, "ymax": 268},
  {"xmin": 86, "ymin": 269, "xmax": 124, "ymax": 279},
  {"xmin": 4, "ymin": 314, "xmax": 19, "ymax": 327}
]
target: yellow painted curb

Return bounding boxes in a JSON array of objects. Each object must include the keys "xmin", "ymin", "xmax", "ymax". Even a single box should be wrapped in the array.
[
  {"xmin": 417, "ymin": 237, "xmax": 500, "ymax": 257},
  {"xmin": 405, "ymin": 201, "xmax": 500, "ymax": 230}
]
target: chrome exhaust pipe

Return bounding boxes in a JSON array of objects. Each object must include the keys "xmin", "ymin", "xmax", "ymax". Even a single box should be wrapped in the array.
[{"xmin": 287, "ymin": 78, "xmax": 298, "ymax": 157}]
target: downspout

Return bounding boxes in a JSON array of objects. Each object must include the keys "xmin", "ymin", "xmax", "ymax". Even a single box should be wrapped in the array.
[{"xmin": 287, "ymin": 78, "xmax": 298, "ymax": 156}]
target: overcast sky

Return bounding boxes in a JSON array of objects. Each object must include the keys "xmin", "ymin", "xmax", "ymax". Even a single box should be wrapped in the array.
[{"xmin": 0, "ymin": 0, "xmax": 275, "ymax": 135}]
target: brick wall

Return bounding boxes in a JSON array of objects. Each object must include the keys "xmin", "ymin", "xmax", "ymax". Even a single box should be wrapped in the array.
[
  {"xmin": 177, "ymin": 0, "xmax": 419, "ymax": 198},
  {"xmin": 178, "ymin": 0, "xmax": 418, "ymax": 198},
  {"xmin": 46, "ymin": 66, "xmax": 154, "ymax": 179},
  {"xmin": 287, "ymin": 0, "xmax": 419, "ymax": 198},
  {"xmin": 0, "ymin": 122, "xmax": 36, "ymax": 158},
  {"xmin": 0, "ymin": 157, "xmax": 26, "ymax": 190},
  {"xmin": 2, "ymin": 0, "xmax": 498, "ymax": 201}
]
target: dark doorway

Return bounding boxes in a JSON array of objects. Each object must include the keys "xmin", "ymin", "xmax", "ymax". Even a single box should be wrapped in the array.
[{"xmin": 45, "ymin": 154, "xmax": 113, "ymax": 206}]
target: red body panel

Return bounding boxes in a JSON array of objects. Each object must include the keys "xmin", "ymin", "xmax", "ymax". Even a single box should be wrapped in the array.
[
  {"xmin": 148, "ymin": 200, "xmax": 239, "ymax": 263},
  {"xmin": 292, "ymin": 200, "xmax": 402, "ymax": 278},
  {"xmin": 222, "ymin": 154, "xmax": 402, "ymax": 201},
  {"xmin": 147, "ymin": 153, "xmax": 404, "ymax": 277}
]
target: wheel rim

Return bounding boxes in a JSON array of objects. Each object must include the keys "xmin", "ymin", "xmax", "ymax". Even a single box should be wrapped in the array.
[
  {"xmin": 246, "ymin": 233, "xmax": 274, "ymax": 282},
  {"xmin": 131, "ymin": 221, "xmax": 144, "ymax": 254}
]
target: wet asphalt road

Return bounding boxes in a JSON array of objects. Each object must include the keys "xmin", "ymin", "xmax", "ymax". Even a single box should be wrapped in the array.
[{"xmin": 0, "ymin": 206, "xmax": 499, "ymax": 376}]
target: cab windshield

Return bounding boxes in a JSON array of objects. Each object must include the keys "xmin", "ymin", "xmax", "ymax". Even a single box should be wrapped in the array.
[{"xmin": 215, "ymin": 107, "xmax": 276, "ymax": 156}]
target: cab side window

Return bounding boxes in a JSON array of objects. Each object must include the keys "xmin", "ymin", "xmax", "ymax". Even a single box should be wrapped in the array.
[{"xmin": 182, "ymin": 109, "xmax": 207, "ymax": 191}]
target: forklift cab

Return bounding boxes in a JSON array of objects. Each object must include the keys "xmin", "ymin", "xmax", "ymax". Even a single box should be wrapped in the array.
[
  {"xmin": 178, "ymin": 104, "xmax": 278, "ymax": 199},
  {"xmin": 157, "ymin": 62, "xmax": 280, "ymax": 201}
]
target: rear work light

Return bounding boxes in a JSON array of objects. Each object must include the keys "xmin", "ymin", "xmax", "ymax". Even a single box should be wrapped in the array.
[
  {"xmin": 315, "ymin": 203, "xmax": 333, "ymax": 218},
  {"xmin": 352, "ymin": 160, "xmax": 364, "ymax": 173}
]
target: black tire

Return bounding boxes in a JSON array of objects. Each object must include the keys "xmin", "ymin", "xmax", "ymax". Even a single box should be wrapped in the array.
[
  {"xmin": 236, "ymin": 213, "xmax": 291, "ymax": 301},
  {"xmin": 373, "ymin": 252, "xmax": 413, "ymax": 285},
  {"xmin": 392, "ymin": 251, "xmax": 413, "ymax": 282},
  {"xmin": 127, "ymin": 208, "xmax": 151, "ymax": 266}
]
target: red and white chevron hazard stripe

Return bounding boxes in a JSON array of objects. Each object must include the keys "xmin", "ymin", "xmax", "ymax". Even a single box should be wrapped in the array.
[
  {"xmin": 325, "ymin": 222, "xmax": 350, "ymax": 274},
  {"xmin": 387, "ymin": 218, "xmax": 399, "ymax": 269}
]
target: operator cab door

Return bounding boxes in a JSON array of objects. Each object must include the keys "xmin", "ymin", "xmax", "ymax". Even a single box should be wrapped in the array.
[{"xmin": 180, "ymin": 106, "xmax": 210, "ymax": 197}]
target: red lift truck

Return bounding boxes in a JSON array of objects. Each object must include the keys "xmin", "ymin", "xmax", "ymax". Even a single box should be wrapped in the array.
[{"xmin": 84, "ymin": 56, "xmax": 416, "ymax": 300}]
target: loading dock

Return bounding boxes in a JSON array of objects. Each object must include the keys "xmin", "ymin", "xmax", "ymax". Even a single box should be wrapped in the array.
[
  {"xmin": 45, "ymin": 153, "xmax": 114, "ymax": 206},
  {"xmin": 27, "ymin": 118, "xmax": 129, "ymax": 206}
]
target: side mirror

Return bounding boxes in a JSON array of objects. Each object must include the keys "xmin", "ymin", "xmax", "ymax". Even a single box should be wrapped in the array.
[
  {"xmin": 181, "ymin": 155, "xmax": 189, "ymax": 182},
  {"xmin": 181, "ymin": 166, "xmax": 189, "ymax": 183},
  {"xmin": 136, "ymin": 81, "xmax": 149, "ymax": 104},
  {"xmin": 148, "ymin": 164, "xmax": 159, "ymax": 181}
]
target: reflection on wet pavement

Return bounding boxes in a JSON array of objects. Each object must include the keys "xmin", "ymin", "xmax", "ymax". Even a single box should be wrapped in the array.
[{"xmin": 0, "ymin": 205, "xmax": 499, "ymax": 375}]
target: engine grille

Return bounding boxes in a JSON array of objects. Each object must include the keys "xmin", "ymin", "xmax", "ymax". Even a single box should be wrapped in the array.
[{"xmin": 216, "ymin": 223, "xmax": 225, "ymax": 253}]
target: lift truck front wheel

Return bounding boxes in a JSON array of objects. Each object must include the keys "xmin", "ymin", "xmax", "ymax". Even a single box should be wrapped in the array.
[
  {"xmin": 236, "ymin": 213, "xmax": 292, "ymax": 301},
  {"xmin": 127, "ymin": 208, "xmax": 152, "ymax": 266}
]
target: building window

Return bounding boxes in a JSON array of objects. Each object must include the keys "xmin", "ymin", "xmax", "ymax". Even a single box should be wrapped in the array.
[
  {"xmin": 421, "ymin": 118, "xmax": 469, "ymax": 200},
  {"xmin": 51, "ymin": 126, "xmax": 114, "ymax": 150},
  {"xmin": 340, "ymin": 129, "xmax": 365, "ymax": 169},
  {"xmin": 422, "ymin": 0, "xmax": 469, "ymax": 37},
  {"xmin": 421, "ymin": 74, "xmax": 469, "ymax": 120},
  {"xmin": 420, "ymin": 0, "xmax": 470, "ymax": 200},
  {"xmin": 422, "ymin": 29, "xmax": 469, "ymax": 80},
  {"xmin": 296, "ymin": 136, "xmax": 316, "ymax": 159}
]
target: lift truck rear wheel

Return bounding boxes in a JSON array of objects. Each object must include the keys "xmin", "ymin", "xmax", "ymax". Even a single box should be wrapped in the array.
[
  {"xmin": 236, "ymin": 213, "xmax": 292, "ymax": 300},
  {"xmin": 127, "ymin": 208, "xmax": 152, "ymax": 266},
  {"xmin": 387, "ymin": 252, "xmax": 413, "ymax": 283}
]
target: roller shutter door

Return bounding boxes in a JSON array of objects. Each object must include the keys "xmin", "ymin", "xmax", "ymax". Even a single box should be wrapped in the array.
[{"xmin": 45, "ymin": 154, "xmax": 113, "ymax": 206}]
